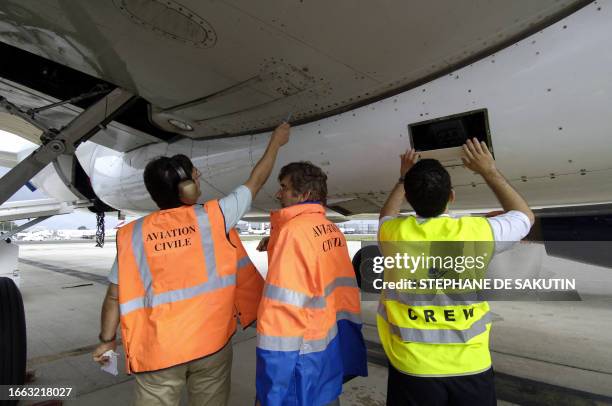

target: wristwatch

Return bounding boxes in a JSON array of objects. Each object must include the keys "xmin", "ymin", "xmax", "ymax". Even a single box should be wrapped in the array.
[{"xmin": 98, "ymin": 332, "xmax": 116, "ymax": 343}]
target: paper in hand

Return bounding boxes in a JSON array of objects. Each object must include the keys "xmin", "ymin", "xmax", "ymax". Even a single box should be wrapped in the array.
[{"xmin": 100, "ymin": 349, "xmax": 118, "ymax": 376}]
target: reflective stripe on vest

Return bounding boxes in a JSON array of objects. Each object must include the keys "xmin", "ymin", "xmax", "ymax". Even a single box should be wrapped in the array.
[
  {"xmin": 258, "ymin": 323, "xmax": 339, "ymax": 355},
  {"xmin": 263, "ymin": 276, "xmax": 358, "ymax": 309},
  {"xmin": 336, "ymin": 310, "xmax": 363, "ymax": 324},
  {"xmin": 257, "ymin": 308, "xmax": 362, "ymax": 354},
  {"xmin": 259, "ymin": 276, "xmax": 362, "ymax": 353},
  {"xmin": 119, "ymin": 205, "xmax": 237, "ymax": 315},
  {"xmin": 377, "ymin": 302, "xmax": 491, "ymax": 343},
  {"xmin": 237, "ymin": 255, "xmax": 252, "ymax": 270}
]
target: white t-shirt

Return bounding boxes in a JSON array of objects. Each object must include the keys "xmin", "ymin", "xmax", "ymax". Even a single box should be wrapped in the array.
[
  {"xmin": 379, "ymin": 210, "xmax": 532, "ymax": 254},
  {"xmin": 108, "ymin": 185, "xmax": 252, "ymax": 284}
]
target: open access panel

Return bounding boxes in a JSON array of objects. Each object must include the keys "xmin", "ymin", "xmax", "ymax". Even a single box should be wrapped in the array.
[{"xmin": 408, "ymin": 109, "xmax": 493, "ymax": 166}]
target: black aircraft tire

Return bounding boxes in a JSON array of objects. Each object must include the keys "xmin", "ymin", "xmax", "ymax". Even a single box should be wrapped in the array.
[
  {"xmin": 0, "ymin": 277, "xmax": 26, "ymax": 387},
  {"xmin": 352, "ymin": 244, "xmax": 382, "ymax": 292}
]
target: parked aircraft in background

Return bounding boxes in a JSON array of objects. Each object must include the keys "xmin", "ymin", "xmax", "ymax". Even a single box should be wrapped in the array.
[{"xmin": 19, "ymin": 232, "xmax": 47, "ymax": 242}]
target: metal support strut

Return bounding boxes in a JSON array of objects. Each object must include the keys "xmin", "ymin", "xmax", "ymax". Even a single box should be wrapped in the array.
[{"xmin": 0, "ymin": 88, "xmax": 136, "ymax": 206}]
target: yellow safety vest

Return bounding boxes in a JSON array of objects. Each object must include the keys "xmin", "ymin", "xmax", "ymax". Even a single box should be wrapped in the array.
[{"xmin": 377, "ymin": 215, "xmax": 495, "ymax": 377}]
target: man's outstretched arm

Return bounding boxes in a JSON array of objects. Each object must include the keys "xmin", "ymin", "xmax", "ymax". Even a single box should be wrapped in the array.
[
  {"xmin": 245, "ymin": 123, "xmax": 290, "ymax": 199},
  {"xmin": 462, "ymin": 138, "xmax": 534, "ymax": 224},
  {"xmin": 380, "ymin": 149, "xmax": 419, "ymax": 219}
]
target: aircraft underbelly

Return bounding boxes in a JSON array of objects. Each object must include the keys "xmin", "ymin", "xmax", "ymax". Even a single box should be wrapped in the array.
[
  {"xmin": 75, "ymin": 2, "xmax": 612, "ymax": 215},
  {"xmin": 0, "ymin": 0, "xmax": 590, "ymax": 137}
]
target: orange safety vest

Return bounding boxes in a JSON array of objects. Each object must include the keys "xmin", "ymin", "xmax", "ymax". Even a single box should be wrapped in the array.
[
  {"xmin": 116, "ymin": 200, "xmax": 263, "ymax": 373},
  {"xmin": 256, "ymin": 203, "xmax": 367, "ymax": 406}
]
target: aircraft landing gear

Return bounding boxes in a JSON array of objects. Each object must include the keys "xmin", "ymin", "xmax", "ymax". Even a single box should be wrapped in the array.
[
  {"xmin": 0, "ymin": 276, "xmax": 27, "ymax": 389},
  {"xmin": 0, "ymin": 87, "xmax": 136, "ymax": 206}
]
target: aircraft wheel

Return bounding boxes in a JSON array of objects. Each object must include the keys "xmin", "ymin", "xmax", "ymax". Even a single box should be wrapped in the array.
[
  {"xmin": 0, "ymin": 277, "xmax": 27, "ymax": 387},
  {"xmin": 352, "ymin": 244, "xmax": 383, "ymax": 290}
]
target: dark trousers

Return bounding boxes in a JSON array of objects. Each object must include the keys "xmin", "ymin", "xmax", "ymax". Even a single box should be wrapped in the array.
[{"xmin": 387, "ymin": 363, "xmax": 496, "ymax": 406}]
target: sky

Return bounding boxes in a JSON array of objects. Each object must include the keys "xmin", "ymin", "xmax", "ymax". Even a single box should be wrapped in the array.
[
  {"xmin": 1, "ymin": 130, "xmax": 120, "ymax": 230},
  {"xmin": 0, "ymin": 129, "xmax": 36, "ymax": 153}
]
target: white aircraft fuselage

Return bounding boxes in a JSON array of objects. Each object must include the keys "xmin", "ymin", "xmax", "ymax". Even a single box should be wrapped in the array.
[{"xmin": 0, "ymin": 1, "xmax": 610, "ymax": 217}]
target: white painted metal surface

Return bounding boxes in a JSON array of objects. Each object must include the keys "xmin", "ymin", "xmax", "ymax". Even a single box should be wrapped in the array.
[
  {"xmin": 0, "ymin": 198, "xmax": 86, "ymax": 222},
  {"xmin": 0, "ymin": 0, "xmax": 587, "ymax": 137},
  {"xmin": 0, "ymin": 150, "xmax": 17, "ymax": 168}
]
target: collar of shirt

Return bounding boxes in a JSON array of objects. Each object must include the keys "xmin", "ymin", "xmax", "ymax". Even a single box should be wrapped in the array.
[
  {"xmin": 270, "ymin": 203, "xmax": 326, "ymax": 230},
  {"xmin": 380, "ymin": 213, "xmax": 459, "ymax": 226},
  {"xmin": 415, "ymin": 213, "xmax": 454, "ymax": 224}
]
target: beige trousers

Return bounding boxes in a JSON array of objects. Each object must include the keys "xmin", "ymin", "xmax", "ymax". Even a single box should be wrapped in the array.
[{"xmin": 133, "ymin": 342, "xmax": 232, "ymax": 406}]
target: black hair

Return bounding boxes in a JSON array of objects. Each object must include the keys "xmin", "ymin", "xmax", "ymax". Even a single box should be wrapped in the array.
[
  {"xmin": 278, "ymin": 161, "xmax": 328, "ymax": 205},
  {"xmin": 143, "ymin": 154, "xmax": 194, "ymax": 209},
  {"xmin": 403, "ymin": 159, "xmax": 452, "ymax": 218}
]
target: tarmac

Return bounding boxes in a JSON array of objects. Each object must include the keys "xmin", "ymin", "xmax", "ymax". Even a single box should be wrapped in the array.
[{"xmin": 11, "ymin": 239, "xmax": 612, "ymax": 405}]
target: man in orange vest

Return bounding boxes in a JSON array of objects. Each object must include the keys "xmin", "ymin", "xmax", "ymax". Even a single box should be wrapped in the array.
[
  {"xmin": 93, "ymin": 123, "xmax": 291, "ymax": 405},
  {"xmin": 255, "ymin": 162, "xmax": 368, "ymax": 406}
]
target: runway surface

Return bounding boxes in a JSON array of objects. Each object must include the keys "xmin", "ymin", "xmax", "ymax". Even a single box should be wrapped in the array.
[{"xmin": 12, "ymin": 239, "xmax": 612, "ymax": 405}]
